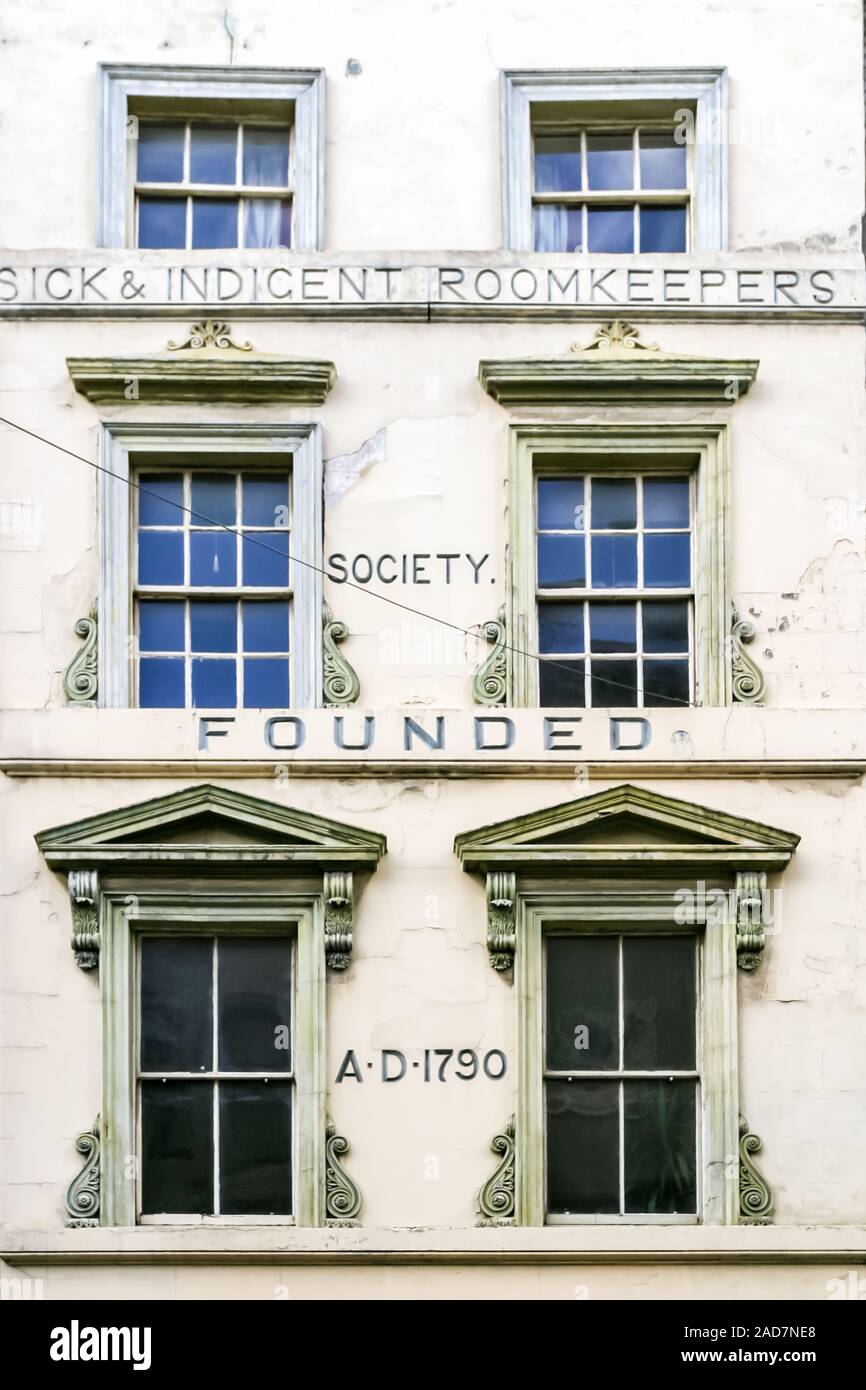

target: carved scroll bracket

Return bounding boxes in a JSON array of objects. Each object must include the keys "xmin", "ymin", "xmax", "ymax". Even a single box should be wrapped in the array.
[
  {"xmin": 325, "ymin": 1117, "xmax": 363, "ymax": 1225},
  {"xmin": 472, "ymin": 607, "xmax": 508, "ymax": 706},
  {"xmin": 477, "ymin": 1116, "xmax": 516, "ymax": 1225},
  {"xmin": 323, "ymin": 603, "xmax": 360, "ymax": 707},
  {"xmin": 736, "ymin": 870, "xmax": 767, "ymax": 972},
  {"xmin": 739, "ymin": 1116, "xmax": 774, "ymax": 1224},
  {"xmin": 487, "ymin": 871, "xmax": 516, "ymax": 973},
  {"xmin": 324, "ymin": 870, "xmax": 354, "ymax": 970},
  {"xmin": 731, "ymin": 604, "xmax": 767, "ymax": 703},
  {"xmin": 68, "ymin": 869, "xmax": 100, "ymax": 970},
  {"xmin": 65, "ymin": 1116, "xmax": 101, "ymax": 1227},
  {"xmin": 63, "ymin": 609, "xmax": 98, "ymax": 706}
]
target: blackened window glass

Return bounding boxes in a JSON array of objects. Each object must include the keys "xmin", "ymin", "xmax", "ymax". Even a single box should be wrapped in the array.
[
  {"xmin": 140, "ymin": 937, "xmax": 212, "ymax": 1072},
  {"xmin": 624, "ymin": 1080, "xmax": 697, "ymax": 1214},
  {"xmin": 546, "ymin": 935, "xmax": 618, "ymax": 1071},
  {"xmin": 218, "ymin": 938, "xmax": 292, "ymax": 1072},
  {"xmin": 219, "ymin": 1082, "xmax": 293, "ymax": 1215},
  {"xmin": 547, "ymin": 1081, "xmax": 619, "ymax": 1214},
  {"xmin": 141, "ymin": 1080, "xmax": 213, "ymax": 1215}
]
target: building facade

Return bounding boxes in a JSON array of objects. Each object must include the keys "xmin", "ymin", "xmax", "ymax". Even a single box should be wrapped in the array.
[{"xmin": 1, "ymin": 0, "xmax": 865, "ymax": 1299}]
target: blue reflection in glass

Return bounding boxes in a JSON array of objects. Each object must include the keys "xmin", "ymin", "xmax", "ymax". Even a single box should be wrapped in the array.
[
  {"xmin": 191, "ymin": 474, "xmax": 236, "ymax": 527},
  {"xmin": 140, "ymin": 657, "xmax": 184, "ymax": 707},
  {"xmin": 639, "ymin": 135, "xmax": 687, "ymax": 190},
  {"xmin": 243, "ymin": 128, "xmax": 290, "ymax": 186},
  {"xmin": 643, "ymin": 533, "xmax": 691, "ymax": 587},
  {"xmin": 139, "ymin": 601, "xmax": 184, "ymax": 652},
  {"xmin": 538, "ymin": 602, "xmax": 584, "ymax": 653},
  {"xmin": 244, "ymin": 658, "xmax": 289, "ymax": 708},
  {"xmin": 139, "ymin": 475, "xmax": 184, "ymax": 527},
  {"xmin": 591, "ymin": 535, "xmax": 637, "ymax": 588},
  {"xmin": 192, "ymin": 658, "xmax": 236, "ymax": 708},
  {"xmin": 191, "ymin": 198, "xmax": 239, "ymax": 248},
  {"xmin": 538, "ymin": 478, "xmax": 584, "ymax": 531},
  {"xmin": 190, "ymin": 126, "xmax": 236, "ymax": 184},
  {"xmin": 533, "ymin": 205, "xmax": 582, "ymax": 252},
  {"xmin": 534, "ymin": 138, "xmax": 582, "ymax": 192},
  {"xmin": 243, "ymin": 601, "xmax": 289, "ymax": 652},
  {"xmin": 537, "ymin": 535, "xmax": 585, "ymax": 588},
  {"xmin": 586, "ymin": 135, "xmax": 633, "ymax": 190},
  {"xmin": 242, "ymin": 476, "xmax": 289, "ymax": 527},
  {"xmin": 139, "ymin": 532, "xmax": 184, "ymax": 585},
  {"xmin": 644, "ymin": 477, "xmax": 690, "ymax": 529},
  {"xmin": 589, "ymin": 602, "xmax": 637, "ymax": 652},
  {"xmin": 190, "ymin": 601, "xmax": 237, "ymax": 653},
  {"xmin": 190, "ymin": 532, "xmax": 236, "ymax": 587},
  {"xmin": 138, "ymin": 198, "xmax": 186, "ymax": 249},
  {"xmin": 592, "ymin": 478, "xmax": 637, "ymax": 530},
  {"xmin": 640, "ymin": 205, "xmax": 686, "ymax": 252},
  {"xmin": 587, "ymin": 206, "xmax": 634, "ymax": 253},
  {"xmin": 137, "ymin": 125, "xmax": 184, "ymax": 183},
  {"xmin": 242, "ymin": 532, "xmax": 289, "ymax": 587},
  {"xmin": 643, "ymin": 600, "xmax": 689, "ymax": 653}
]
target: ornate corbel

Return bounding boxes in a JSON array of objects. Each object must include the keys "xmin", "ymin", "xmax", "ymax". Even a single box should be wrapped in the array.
[
  {"xmin": 323, "ymin": 603, "xmax": 360, "ymax": 707},
  {"xmin": 731, "ymin": 604, "xmax": 766, "ymax": 703},
  {"xmin": 738, "ymin": 1116, "xmax": 773, "ymax": 1224},
  {"xmin": 477, "ymin": 1117, "xmax": 516, "ymax": 1225},
  {"xmin": 324, "ymin": 1117, "xmax": 362, "ymax": 1225},
  {"xmin": 324, "ymin": 870, "xmax": 354, "ymax": 970},
  {"xmin": 472, "ymin": 607, "xmax": 508, "ymax": 706},
  {"xmin": 68, "ymin": 870, "xmax": 100, "ymax": 970},
  {"xmin": 487, "ymin": 871, "xmax": 516, "ymax": 972},
  {"xmin": 63, "ymin": 608, "xmax": 98, "ymax": 706},
  {"xmin": 736, "ymin": 870, "xmax": 767, "ymax": 972},
  {"xmin": 65, "ymin": 1117, "xmax": 100, "ymax": 1227}
]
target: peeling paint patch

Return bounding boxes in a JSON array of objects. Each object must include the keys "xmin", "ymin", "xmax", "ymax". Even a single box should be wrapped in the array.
[{"xmin": 325, "ymin": 428, "xmax": 386, "ymax": 507}]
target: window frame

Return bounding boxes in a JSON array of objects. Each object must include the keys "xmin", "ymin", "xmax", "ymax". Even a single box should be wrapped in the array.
[
  {"xmin": 98, "ymin": 422, "xmax": 323, "ymax": 710},
  {"xmin": 501, "ymin": 68, "xmax": 727, "ymax": 253},
  {"xmin": 506, "ymin": 423, "xmax": 730, "ymax": 707},
  {"xmin": 97, "ymin": 63, "xmax": 325, "ymax": 251}
]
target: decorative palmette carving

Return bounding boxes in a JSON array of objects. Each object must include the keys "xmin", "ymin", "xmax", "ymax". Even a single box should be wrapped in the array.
[
  {"xmin": 68, "ymin": 870, "xmax": 100, "ymax": 970},
  {"xmin": 167, "ymin": 320, "xmax": 252, "ymax": 352},
  {"xmin": 323, "ymin": 603, "xmax": 360, "ymax": 706},
  {"xmin": 65, "ymin": 1117, "xmax": 100, "ymax": 1227},
  {"xmin": 325, "ymin": 1117, "xmax": 362, "ymax": 1225},
  {"xmin": 63, "ymin": 609, "xmax": 98, "ymax": 705},
  {"xmin": 574, "ymin": 320, "xmax": 660, "ymax": 353},
  {"xmin": 472, "ymin": 608, "xmax": 508, "ymax": 706},
  {"xmin": 324, "ymin": 870, "xmax": 354, "ymax": 970},
  {"xmin": 486, "ymin": 871, "xmax": 516, "ymax": 972},
  {"xmin": 736, "ymin": 870, "xmax": 767, "ymax": 972},
  {"xmin": 477, "ymin": 1116, "xmax": 516, "ymax": 1225},
  {"xmin": 731, "ymin": 604, "xmax": 766, "ymax": 703},
  {"xmin": 738, "ymin": 1116, "xmax": 773, "ymax": 1224}
]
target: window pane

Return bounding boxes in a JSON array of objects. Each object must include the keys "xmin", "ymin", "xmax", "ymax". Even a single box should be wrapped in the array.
[
  {"xmin": 139, "ymin": 474, "xmax": 184, "ymax": 527},
  {"xmin": 537, "ymin": 535, "xmax": 585, "ymax": 588},
  {"xmin": 244, "ymin": 199, "xmax": 292, "ymax": 248},
  {"xmin": 138, "ymin": 531, "xmax": 184, "ymax": 585},
  {"xmin": 191, "ymin": 657, "xmax": 236, "ymax": 708},
  {"xmin": 643, "ymin": 533, "xmax": 691, "ymax": 587},
  {"xmin": 190, "ymin": 532, "xmax": 236, "ymax": 587},
  {"xmin": 139, "ymin": 657, "xmax": 184, "ymax": 707},
  {"xmin": 244, "ymin": 658, "xmax": 290, "ymax": 708},
  {"xmin": 623, "ymin": 936, "xmax": 696, "ymax": 1070},
  {"xmin": 644, "ymin": 658, "xmax": 690, "ymax": 707},
  {"xmin": 137, "ymin": 124, "xmax": 184, "ymax": 183},
  {"xmin": 640, "ymin": 205, "xmax": 687, "ymax": 253},
  {"xmin": 639, "ymin": 133, "xmax": 687, "ymax": 189},
  {"xmin": 242, "ymin": 475, "xmax": 289, "ymax": 527},
  {"xmin": 140, "ymin": 937, "xmax": 212, "ymax": 1072},
  {"xmin": 243, "ymin": 601, "xmax": 290, "ymax": 652},
  {"xmin": 644, "ymin": 476, "xmax": 690, "ymax": 529},
  {"xmin": 591, "ymin": 535, "xmax": 637, "ymax": 588},
  {"xmin": 533, "ymin": 204, "xmax": 582, "ymax": 253},
  {"xmin": 534, "ymin": 136, "xmax": 582, "ymax": 192},
  {"xmin": 539, "ymin": 658, "xmax": 585, "ymax": 707},
  {"xmin": 589, "ymin": 601, "xmax": 637, "ymax": 653},
  {"xmin": 191, "ymin": 197, "xmax": 239, "ymax": 249},
  {"xmin": 191, "ymin": 474, "xmax": 236, "ymax": 527},
  {"xmin": 189, "ymin": 125, "xmax": 236, "ymax": 184},
  {"xmin": 537, "ymin": 478, "xmax": 584, "ymax": 531},
  {"xmin": 219, "ymin": 1081, "xmax": 293, "ymax": 1216},
  {"xmin": 642, "ymin": 600, "xmax": 689, "ymax": 653},
  {"xmin": 538, "ymin": 601, "xmax": 584, "ymax": 654},
  {"xmin": 141, "ymin": 1080, "xmax": 213, "ymax": 1215},
  {"xmin": 591, "ymin": 659, "xmax": 638, "ymax": 706},
  {"xmin": 592, "ymin": 478, "xmax": 637, "ymax": 531},
  {"xmin": 586, "ymin": 134, "xmax": 633, "ymax": 189},
  {"xmin": 546, "ymin": 935, "xmax": 618, "ymax": 1071},
  {"xmin": 138, "ymin": 197, "xmax": 186, "ymax": 249},
  {"xmin": 546, "ymin": 1080, "xmax": 619, "ymax": 1214},
  {"xmin": 218, "ymin": 938, "xmax": 292, "ymax": 1072},
  {"xmin": 587, "ymin": 205, "xmax": 634, "ymax": 253},
  {"xmin": 190, "ymin": 601, "xmax": 237, "ymax": 654},
  {"xmin": 242, "ymin": 531, "xmax": 290, "ymax": 587},
  {"xmin": 624, "ymin": 1080, "xmax": 697, "ymax": 1214},
  {"xmin": 243, "ymin": 127, "xmax": 290, "ymax": 186},
  {"xmin": 139, "ymin": 600, "xmax": 184, "ymax": 652}
]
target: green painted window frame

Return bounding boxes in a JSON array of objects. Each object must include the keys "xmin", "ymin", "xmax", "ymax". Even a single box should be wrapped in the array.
[
  {"xmin": 515, "ymin": 888, "xmax": 739, "ymax": 1227},
  {"xmin": 506, "ymin": 423, "xmax": 730, "ymax": 707},
  {"xmin": 101, "ymin": 890, "xmax": 326, "ymax": 1228}
]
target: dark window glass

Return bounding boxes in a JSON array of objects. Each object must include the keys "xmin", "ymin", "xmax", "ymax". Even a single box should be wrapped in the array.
[
  {"xmin": 138, "ymin": 531, "xmax": 184, "ymax": 585},
  {"xmin": 242, "ymin": 475, "xmax": 289, "ymax": 527},
  {"xmin": 218, "ymin": 938, "xmax": 292, "ymax": 1072},
  {"xmin": 589, "ymin": 602, "xmax": 637, "ymax": 653},
  {"xmin": 640, "ymin": 205, "xmax": 687, "ymax": 252},
  {"xmin": 139, "ymin": 600, "xmax": 185, "ymax": 653},
  {"xmin": 533, "ymin": 204, "xmax": 582, "ymax": 253},
  {"xmin": 190, "ymin": 601, "xmax": 237, "ymax": 654},
  {"xmin": 591, "ymin": 659, "xmax": 638, "ymax": 706},
  {"xmin": 643, "ymin": 476, "xmax": 690, "ymax": 529},
  {"xmin": 189, "ymin": 125, "xmax": 236, "ymax": 184},
  {"xmin": 586, "ymin": 134, "xmax": 633, "ymax": 190},
  {"xmin": 643, "ymin": 533, "xmax": 690, "ymax": 587},
  {"xmin": 138, "ymin": 197, "xmax": 186, "ymax": 249},
  {"xmin": 591, "ymin": 534, "xmax": 637, "ymax": 588},
  {"xmin": 139, "ymin": 475, "xmax": 184, "ymax": 527},
  {"xmin": 191, "ymin": 197, "xmax": 239, "ymax": 248},
  {"xmin": 191, "ymin": 657, "xmax": 236, "ymax": 708},
  {"xmin": 141, "ymin": 1080, "xmax": 213, "ymax": 1215},
  {"xmin": 537, "ymin": 478, "xmax": 584, "ymax": 531},
  {"xmin": 644, "ymin": 658, "xmax": 690, "ymax": 706},
  {"xmin": 243, "ymin": 127, "xmax": 290, "ymax": 186},
  {"xmin": 219, "ymin": 1081, "xmax": 293, "ymax": 1215},
  {"xmin": 534, "ymin": 137, "xmax": 582, "ymax": 192},
  {"xmin": 139, "ymin": 657, "xmax": 184, "ymax": 707},
  {"xmin": 537, "ymin": 535, "xmax": 586, "ymax": 588},
  {"xmin": 587, "ymin": 205, "xmax": 634, "ymax": 253},
  {"xmin": 244, "ymin": 658, "xmax": 290, "ymax": 708},
  {"xmin": 140, "ymin": 937, "xmax": 212, "ymax": 1072},
  {"xmin": 623, "ymin": 936, "xmax": 695, "ymax": 1070},
  {"xmin": 137, "ymin": 125, "xmax": 184, "ymax": 183},
  {"xmin": 546, "ymin": 1080, "xmax": 619, "ymax": 1214},
  {"xmin": 190, "ymin": 532, "xmax": 236, "ymax": 587},
  {"xmin": 624, "ymin": 1080, "xmax": 697, "ymax": 1213},
  {"xmin": 546, "ymin": 936, "xmax": 618, "ymax": 1071},
  {"xmin": 642, "ymin": 600, "xmax": 689, "ymax": 653},
  {"xmin": 243, "ymin": 601, "xmax": 290, "ymax": 653},
  {"xmin": 539, "ymin": 658, "xmax": 585, "ymax": 707},
  {"xmin": 191, "ymin": 474, "xmax": 236, "ymax": 527},
  {"xmin": 242, "ymin": 531, "xmax": 290, "ymax": 587},
  {"xmin": 538, "ymin": 601, "xmax": 584, "ymax": 654},
  {"xmin": 639, "ymin": 133, "xmax": 687, "ymax": 190},
  {"xmin": 591, "ymin": 478, "xmax": 637, "ymax": 530}
]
